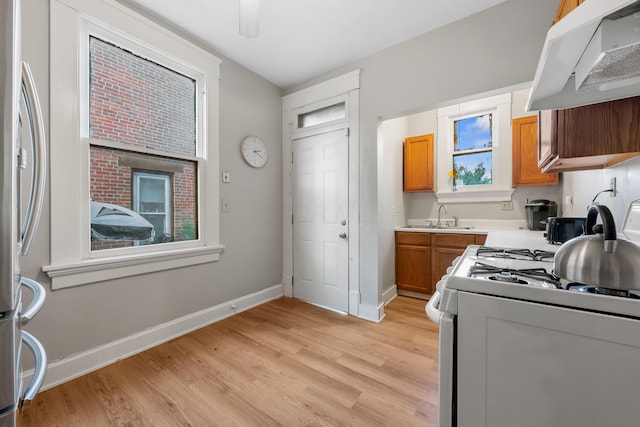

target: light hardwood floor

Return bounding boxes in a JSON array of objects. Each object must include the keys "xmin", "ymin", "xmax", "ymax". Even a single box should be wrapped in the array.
[{"xmin": 18, "ymin": 296, "xmax": 439, "ymax": 426}]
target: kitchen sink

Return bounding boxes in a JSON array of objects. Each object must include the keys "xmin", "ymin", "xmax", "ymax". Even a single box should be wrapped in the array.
[{"xmin": 403, "ymin": 224, "xmax": 472, "ymax": 230}]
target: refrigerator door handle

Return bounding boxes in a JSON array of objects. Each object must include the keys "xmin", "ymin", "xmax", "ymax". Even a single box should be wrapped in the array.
[
  {"xmin": 20, "ymin": 61, "xmax": 46, "ymax": 256},
  {"xmin": 19, "ymin": 277, "xmax": 46, "ymax": 326},
  {"xmin": 20, "ymin": 331, "xmax": 47, "ymax": 410}
]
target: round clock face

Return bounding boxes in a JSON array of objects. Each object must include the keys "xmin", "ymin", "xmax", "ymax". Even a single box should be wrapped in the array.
[{"xmin": 240, "ymin": 136, "xmax": 268, "ymax": 168}]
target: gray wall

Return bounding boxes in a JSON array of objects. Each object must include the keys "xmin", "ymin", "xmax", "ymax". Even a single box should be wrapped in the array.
[
  {"xmin": 563, "ymin": 157, "xmax": 640, "ymax": 229},
  {"xmin": 21, "ymin": 0, "xmax": 283, "ymax": 364},
  {"xmin": 286, "ymin": 0, "xmax": 559, "ymax": 307}
]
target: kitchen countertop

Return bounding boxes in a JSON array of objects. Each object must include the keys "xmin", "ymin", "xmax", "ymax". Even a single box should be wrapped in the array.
[
  {"xmin": 395, "ymin": 219, "xmax": 560, "ymax": 251},
  {"xmin": 396, "ymin": 219, "xmax": 528, "ymax": 234},
  {"xmin": 484, "ymin": 229, "xmax": 560, "ymax": 251}
]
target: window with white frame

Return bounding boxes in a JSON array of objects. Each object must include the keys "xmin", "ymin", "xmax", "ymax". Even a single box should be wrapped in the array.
[
  {"xmin": 46, "ymin": 0, "xmax": 222, "ymax": 290},
  {"xmin": 133, "ymin": 171, "xmax": 173, "ymax": 244},
  {"xmin": 435, "ymin": 93, "xmax": 514, "ymax": 203},
  {"xmin": 452, "ymin": 113, "xmax": 493, "ymax": 187},
  {"xmin": 88, "ymin": 35, "xmax": 198, "ymax": 250}
]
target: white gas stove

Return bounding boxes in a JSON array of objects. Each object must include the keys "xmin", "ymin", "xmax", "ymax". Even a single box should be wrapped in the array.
[
  {"xmin": 442, "ymin": 244, "xmax": 640, "ymax": 318},
  {"xmin": 432, "ymin": 228, "xmax": 640, "ymax": 427}
]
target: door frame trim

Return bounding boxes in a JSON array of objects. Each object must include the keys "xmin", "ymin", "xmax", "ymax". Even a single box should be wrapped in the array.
[{"xmin": 282, "ymin": 70, "xmax": 360, "ymax": 316}]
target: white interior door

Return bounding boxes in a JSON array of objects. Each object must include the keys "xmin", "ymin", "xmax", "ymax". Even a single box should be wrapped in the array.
[{"xmin": 293, "ymin": 128, "xmax": 348, "ymax": 312}]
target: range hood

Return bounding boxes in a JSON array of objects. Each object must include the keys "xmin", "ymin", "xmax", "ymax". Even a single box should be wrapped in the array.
[{"xmin": 527, "ymin": 0, "xmax": 640, "ymax": 111}]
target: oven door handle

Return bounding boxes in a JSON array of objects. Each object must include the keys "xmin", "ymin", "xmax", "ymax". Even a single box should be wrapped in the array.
[
  {"xmin": 20, "ymin": 331, "xmax": 47, "ymax": 410},
  {"xmin": 426, "ymin": 290, "xmax": 442, "ymax": 324}
]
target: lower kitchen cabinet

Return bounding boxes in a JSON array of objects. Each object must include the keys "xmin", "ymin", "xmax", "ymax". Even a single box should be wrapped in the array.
[
  {"xmin": 432, "ymin": 233, "xmax": 486, "ymax": 291},
  {"xmin": 396, "ymin": 231, "xmax": 486, "ymax": 296},
  {"xmin": 395, "ymin": 232, "xmax": 431, "ymax": 294}
]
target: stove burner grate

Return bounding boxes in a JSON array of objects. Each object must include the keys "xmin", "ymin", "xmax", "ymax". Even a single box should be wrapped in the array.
[
  {"xmin": 476, "ymin": 246, "xmax": 555, "ymax": 262},
  {"xmin": 469, "ymin": 262, "xmax": 561, "ymax": 288},
  {"xmin": 489, "ymin": 272, "xmax": 528, "ymax": 284}
]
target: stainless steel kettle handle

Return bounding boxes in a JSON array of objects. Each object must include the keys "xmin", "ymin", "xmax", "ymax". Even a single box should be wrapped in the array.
[{"xmin": 586, "ymin": 205, "xmax": 617, "ymax": 252}]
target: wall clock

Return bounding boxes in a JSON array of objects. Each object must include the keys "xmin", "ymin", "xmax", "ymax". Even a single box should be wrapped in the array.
[{"xmin": 240, "ymin": 135, "xmax": 268, "ymax": 168}]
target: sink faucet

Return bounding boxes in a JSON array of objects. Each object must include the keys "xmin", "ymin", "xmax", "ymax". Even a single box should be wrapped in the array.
[{"xmin": 437, "ymin": 204, "xmax": 447, "ymax": 226}]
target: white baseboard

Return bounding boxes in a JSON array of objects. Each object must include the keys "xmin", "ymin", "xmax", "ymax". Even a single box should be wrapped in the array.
[
  {"xmin": 282, "ymin": 275, "xmax": 293, "ymax": 297},
  {"xmin": 27, "ymin": 284, "xmax": 284, "ymax": 391},
  {"xmin": 382, "ymin": 285, "xmax": 397, "ymax": 305},
  {"xmin": 356, "ymin": 301, "xmax": 385, "ymax": 323}
]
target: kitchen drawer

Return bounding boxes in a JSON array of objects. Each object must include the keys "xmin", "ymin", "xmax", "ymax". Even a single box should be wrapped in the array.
[
  {"xmin": 432, "ymin": 233, "xmax": 476, "ymax": 248},
  {"xmin": 395, "ymin": 231, "xmax": 430, "ymax": 246}
]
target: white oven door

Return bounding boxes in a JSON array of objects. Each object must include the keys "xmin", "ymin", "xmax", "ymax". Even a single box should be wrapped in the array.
[{"xmin": 456, "ymin": 292, "xmax": 640, "ymax": 427}]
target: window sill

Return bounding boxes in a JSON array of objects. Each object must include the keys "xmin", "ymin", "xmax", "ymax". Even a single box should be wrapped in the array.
[
  {"xmin": 43, "ymin": 244, "xmax": 225, "ymax": 290},
  {"xmin": 435, "ymin": 188, "xmax": 514, "ymax": 204}
]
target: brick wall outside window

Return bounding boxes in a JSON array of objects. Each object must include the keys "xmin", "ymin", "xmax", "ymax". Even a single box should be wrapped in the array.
[
  {"xmin": 89, "ymin": 37, "xmax": 196, "ymax": 155},
  {"xmin": 90, "ymin": 146, "xmax": 197, "ymax": 250},
  {"xmin": 88, "ymin": 36, "xmax": 198, "ymax": 250}
]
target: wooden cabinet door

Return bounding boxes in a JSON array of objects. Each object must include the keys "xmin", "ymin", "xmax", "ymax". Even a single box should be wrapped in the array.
[
  {"xmin": 403, "ymin": 134, "xmax": 434, "ymax": 192},
  {"xmin": 395, "ymin": 232, "xmax": 485, "ymax": 296},
  {"xmin": 513, "ymin": 115, "xmax": 558, "ymax": 186},
  {"xmin": 553, "ymin": 0, "xmax": 583, "ymax": 24},
  {"xmin": 537, "ymin": 110, "xmax": 558, "ymax": 169},
  {"xmin": 539, "ymin": 97, "xmax": 640, "ymax": 173},
  {"xmin": 431, "ymin": 233, "xmax": 479, "ymax": 293},
  {"xmin": 395, "ymin": 244, "xmax": 431, "ymax": 294},
  {"xmin": 432, "ymin": 246, "xmax": 464, "ymax": 287}
]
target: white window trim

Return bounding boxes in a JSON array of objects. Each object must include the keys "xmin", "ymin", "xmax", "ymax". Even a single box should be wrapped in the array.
[
  {"xmin": 435, "ymin": 93, "xmax": 514, "ymax": 203},
  {"xmin": 45, "ymin": 0, "xmax": 223, "ymax": 290}
]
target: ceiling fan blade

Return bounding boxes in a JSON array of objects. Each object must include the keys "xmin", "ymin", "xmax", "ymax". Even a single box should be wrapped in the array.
[{"xmin": 239, "ymin": 0, "xmax": 260, "ymax": 38}]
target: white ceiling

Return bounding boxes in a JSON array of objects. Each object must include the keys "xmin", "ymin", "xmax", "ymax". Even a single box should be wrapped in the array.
[{"xmin": 121, "ymin": 0, "xmax": 510, "ymax": 89}]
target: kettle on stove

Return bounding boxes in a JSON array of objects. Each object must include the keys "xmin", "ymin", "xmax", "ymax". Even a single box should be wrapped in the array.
[{"xmin": 553, "ymin": 204, "xmax": 640, "ymax": 290}]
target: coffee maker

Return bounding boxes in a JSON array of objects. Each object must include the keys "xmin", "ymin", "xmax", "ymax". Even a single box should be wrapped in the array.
[{"xmin": 525, "ymin": 199, "xmax": 558, "ymax": 230}]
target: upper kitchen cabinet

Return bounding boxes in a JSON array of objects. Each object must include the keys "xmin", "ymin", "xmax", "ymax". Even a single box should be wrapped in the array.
[
  {"xmin": 538, "ymin": 96, "xmax": 640, "ymax": 173},
  {"xmin": 512, "ymin": 115, "xmax": 558, "ymax": 186},
  {"xmin": 403, "ymin": 134, "xmax": 434, "ymax": 192},
  {"xmin": 552, "ymin": 0, "xmax": 584, "ymax": 24}
]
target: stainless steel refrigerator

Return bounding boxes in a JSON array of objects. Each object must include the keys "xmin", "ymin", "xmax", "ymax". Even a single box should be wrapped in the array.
[{"xmin": 0, "ymin": 0, "xmax": 48, "ymax": 425}]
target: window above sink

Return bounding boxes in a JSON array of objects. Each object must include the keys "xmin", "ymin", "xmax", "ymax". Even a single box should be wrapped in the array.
[{"xmin": 435, "ymin": 93, "xmax": 515, "ymax": 203}]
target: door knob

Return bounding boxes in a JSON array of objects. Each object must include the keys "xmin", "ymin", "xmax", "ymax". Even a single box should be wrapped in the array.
[{"xmin": 339, "ymin": 232, "xmax": 347, "ymax": 239}]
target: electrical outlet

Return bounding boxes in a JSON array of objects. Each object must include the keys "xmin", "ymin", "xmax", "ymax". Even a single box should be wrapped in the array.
[
  {"xmin": 221, "ymin": 199, "xmax": 231, "ymax": 212},
  {"xmin": 564, "ymin": 195, "xmax": 573, "ymax": 205},
  {"xmin": 500, "ymin": 201, "xmax": 513, "ymax": 210},
  {"xmin": 610, "ymin": 177, "xmax": 617, "ymax": 197}
]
